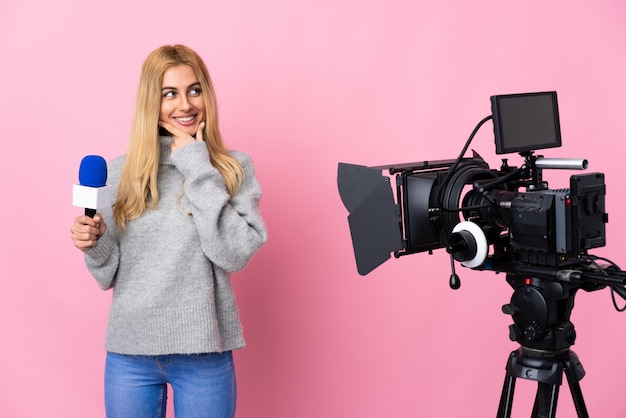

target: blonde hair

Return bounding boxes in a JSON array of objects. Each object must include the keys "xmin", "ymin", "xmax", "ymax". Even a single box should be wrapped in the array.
[{"xmin": 113, "ymin": 45, "xmax": 244, "ymax": 231}]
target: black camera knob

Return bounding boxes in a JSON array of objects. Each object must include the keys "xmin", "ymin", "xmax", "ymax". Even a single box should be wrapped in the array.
[
  {"xmin": 524, "ymin": 324, "xmax": 541, "ymax": 341},
  {"xmin": 502, "ymin": 303, "xmax": 520, "ymax": 316},
  {"xmin": 508, "ymin": 324, "xmax": 522, "ymax": 341},
  {"xmin": 566, "ymin": 328, "xmax": 577, "ymax": 345}
]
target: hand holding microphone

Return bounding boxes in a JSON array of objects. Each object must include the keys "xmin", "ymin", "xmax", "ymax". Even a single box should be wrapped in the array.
[
  {"xmin": 71, "ymin": 213, "xmax": 107, "ymax": 251},
  {"xmin": 71, "ymin": 155, "xmax": 111, "ymax": 251}
]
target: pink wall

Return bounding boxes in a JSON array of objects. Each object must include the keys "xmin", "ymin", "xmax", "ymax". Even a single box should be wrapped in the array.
[{"xmin": 2, "ymin": 1, "xmax": 626, "ymax": 417}]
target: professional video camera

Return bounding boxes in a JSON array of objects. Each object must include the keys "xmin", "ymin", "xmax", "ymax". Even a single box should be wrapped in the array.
[{"xmin": 337, "ymin": 91, "xmax": 626, "ymax": 417}]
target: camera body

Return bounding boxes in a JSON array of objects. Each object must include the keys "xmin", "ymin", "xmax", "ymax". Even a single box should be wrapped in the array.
[{"xmin": 398, "ymin": 154, "xmax": 607, "ymax": 270}]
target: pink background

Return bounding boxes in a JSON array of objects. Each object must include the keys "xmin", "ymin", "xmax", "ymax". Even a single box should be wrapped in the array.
[{"xmin": 1, "ymin": 1, "xmax": 625, "ymax": 417}]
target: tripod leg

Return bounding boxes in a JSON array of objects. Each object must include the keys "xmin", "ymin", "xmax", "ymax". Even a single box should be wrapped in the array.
[
  {"xmin": 563, "ymin": 357, "xmax": 589, "ymax": 418},
  {"xmin": 531, "ymin": 382, "xmax": 559, "ymax": 418},
  {"xmin": 566, "ymin": 381, "xmax": 589, "ymax": 418},
  {"xmin": 496, "ymin": 374, "xmax": 516, "ymax": 418}
]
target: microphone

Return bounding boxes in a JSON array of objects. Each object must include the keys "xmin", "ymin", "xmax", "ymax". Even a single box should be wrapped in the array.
[{"xmin": 72, "ymin": 155, "xmax": 112, "ymax": 217}]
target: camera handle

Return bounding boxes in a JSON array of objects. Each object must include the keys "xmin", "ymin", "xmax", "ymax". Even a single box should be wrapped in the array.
[{"xmin": 474, "ymin": 153, "xmax": 589, "ymax": 196}]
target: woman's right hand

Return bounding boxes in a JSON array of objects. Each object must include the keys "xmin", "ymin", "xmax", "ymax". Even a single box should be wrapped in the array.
[{"xmin": 70, "ymin": 214, "xmax": 107, "ymax": 251}]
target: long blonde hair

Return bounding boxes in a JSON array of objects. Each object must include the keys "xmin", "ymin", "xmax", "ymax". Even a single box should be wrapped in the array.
[{"xmin": 113, "ymin": 45, "xmax": 244, "ymax": 231}]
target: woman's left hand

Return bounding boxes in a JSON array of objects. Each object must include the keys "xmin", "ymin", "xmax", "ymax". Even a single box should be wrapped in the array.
[{"xmin": 159, "ymin": 120, "xmax": 205, "ymax": 153}]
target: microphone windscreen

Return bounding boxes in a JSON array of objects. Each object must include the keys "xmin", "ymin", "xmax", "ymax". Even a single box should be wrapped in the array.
[{"xmin": 79, "ymin": 155, "xmax": 108, "ymax": 187}]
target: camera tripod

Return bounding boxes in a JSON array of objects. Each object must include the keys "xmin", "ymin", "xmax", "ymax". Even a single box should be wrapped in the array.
[{"xmin": 495, "ymin": 274, "xmax": 593, "ymax": 418}]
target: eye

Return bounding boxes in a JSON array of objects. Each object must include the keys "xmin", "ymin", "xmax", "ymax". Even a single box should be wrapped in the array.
[
  {"xmin": 163, "ymin": 90, "xmax": 176, "ymax": 99},
  {"xmin": 188, "ymin": 87, "xmax": 202, "ymax": 96}
]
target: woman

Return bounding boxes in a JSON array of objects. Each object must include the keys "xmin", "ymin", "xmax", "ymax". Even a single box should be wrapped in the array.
[{"xmin": 70, "ymin": 44, "xmax": 267, "ymax": 417}]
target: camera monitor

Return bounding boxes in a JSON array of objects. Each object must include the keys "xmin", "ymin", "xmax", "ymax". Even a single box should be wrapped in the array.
[{"xmin": 491, "ymin": 91, "xmax": 561, "ymax": 155}]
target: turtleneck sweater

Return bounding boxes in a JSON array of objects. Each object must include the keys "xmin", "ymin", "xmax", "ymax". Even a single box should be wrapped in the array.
[{"xmin": 83, "ymin": 136, "xmax": 267, "ymax": 355}]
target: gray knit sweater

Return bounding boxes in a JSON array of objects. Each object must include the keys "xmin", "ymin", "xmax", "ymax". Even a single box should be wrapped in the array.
[{"xmin": 84, "ymin": 136, "xmax": 267, "ymax": 355}]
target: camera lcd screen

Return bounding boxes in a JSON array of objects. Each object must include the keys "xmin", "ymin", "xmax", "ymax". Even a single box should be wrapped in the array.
[{"xmin": 491, "ymin": 91, "xmax": 561, "ymax": 155}]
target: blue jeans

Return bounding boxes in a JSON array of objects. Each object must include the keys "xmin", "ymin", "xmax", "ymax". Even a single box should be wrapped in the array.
[{"xmin": 104, "ymin": 351, "xmax": 236, "ymax": 418}]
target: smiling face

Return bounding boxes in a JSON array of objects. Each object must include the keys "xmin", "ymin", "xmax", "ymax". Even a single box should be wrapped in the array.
[{"xmin": 159, "ymin": 64, "xmax": 206, "ymax": 136}]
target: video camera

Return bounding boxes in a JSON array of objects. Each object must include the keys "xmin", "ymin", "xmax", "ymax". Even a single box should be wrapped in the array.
[{"xmin": 338, "ymin": 91, "xmax": 625, "ymax": 294}]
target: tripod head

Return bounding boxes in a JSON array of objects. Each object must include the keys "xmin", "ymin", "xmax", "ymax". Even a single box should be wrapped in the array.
[
  {"xmin": 498, "ymin": 256, "xmax": 626, "ymax": 354},
  {"xmin": 503, "ymin": 274, "xmax": 580, "ymax": 353}
]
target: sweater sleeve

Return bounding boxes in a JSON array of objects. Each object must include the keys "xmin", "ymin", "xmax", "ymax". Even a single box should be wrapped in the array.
[
  {"xmin": 82, "ymin": 157, "xmax": 124, "ymax": 290},
  {"xmin": 171, "ymin": 142, "xmax": 268, "ymax": 273}
]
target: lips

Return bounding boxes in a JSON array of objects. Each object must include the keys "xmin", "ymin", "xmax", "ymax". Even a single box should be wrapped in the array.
[{"xmin": 174, "ymin": 115, "xmax": 197, "ymax": 126}]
